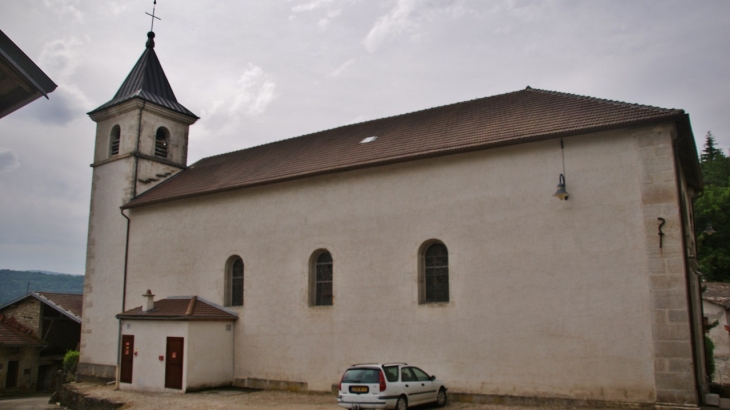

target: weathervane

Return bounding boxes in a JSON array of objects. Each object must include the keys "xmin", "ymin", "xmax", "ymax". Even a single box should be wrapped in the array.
[{"xmin": 146, "ymin": 0, "xmax": 161, "ymax": 32}]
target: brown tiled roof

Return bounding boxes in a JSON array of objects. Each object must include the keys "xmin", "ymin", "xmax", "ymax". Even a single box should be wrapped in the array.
[
  {"xmin": 703, "ymin": 282, "xmax": 730, "ymax": 309},
  {"xmin": 37, "ymin": 292, "xmax": 83, "ymax": 319},
  {"xmin": 124, "ymin": 87, "xmax": 701, "ymax": 209},
  {"xmin": 116, "ymin": 296, "xmax": 237, "ymax": 321},
  {"xmin": 0, "ymin": 314, "xmax": 46, "ymax": 346}
]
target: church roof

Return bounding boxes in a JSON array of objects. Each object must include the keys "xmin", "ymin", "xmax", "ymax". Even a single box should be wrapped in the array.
[
  {"xmin": 124, "ymin": 87, "xmax": 701, "ymax": 209},
  {"xmin": 87, "ymin": 32, "xmax": 197, "ymax": 119},
  {"xmin": 116, "ymin": 296, "xmax": 238, "ymax": 321}
]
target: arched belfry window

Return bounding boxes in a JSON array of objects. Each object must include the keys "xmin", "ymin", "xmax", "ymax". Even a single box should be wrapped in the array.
[
  {"xmin": 420, "ymin": 242, "xmax": 449, "ymax": 304},
  {"xmin": 225, "ymin": 256, "xmax": 244, "ymax": 307},
  {"xmin": 310, "ymin": 251, "xmax": 333, "ymax": 306},
  {"xmin": 109, "ymin": 125, "xmax": 121, "ymax": 156},
  {"xmin": 155, "ymin": 127, "xmax": 169, "ymax": 158}
]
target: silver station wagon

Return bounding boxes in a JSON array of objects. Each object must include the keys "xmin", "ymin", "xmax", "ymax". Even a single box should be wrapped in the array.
[{"xmin": 337, "ymin": 363, "xmax": 447, "ymax": 410}]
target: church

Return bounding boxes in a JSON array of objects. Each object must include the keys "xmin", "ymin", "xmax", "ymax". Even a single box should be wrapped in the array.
[{"xmin": 77, "ymin": 29, "xmax": 707, "ymax": 407}]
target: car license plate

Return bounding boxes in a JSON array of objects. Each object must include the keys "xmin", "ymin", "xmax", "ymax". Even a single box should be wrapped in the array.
[{"xmin": 350, "ymin": 386, "xmax": 369, "ymax": 393}]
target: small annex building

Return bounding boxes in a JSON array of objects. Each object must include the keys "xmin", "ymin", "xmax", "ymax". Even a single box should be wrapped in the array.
[
  {"xmin": 78, "ymin": 29, "xmax": 708, "ymax": 408},
  {"xmin": 0, "ymin": 292, "xmax": 83, "ymax": 391},
  {"xmin": 115, "ymin": 291, "xmax": 237, "ymax": 392}
]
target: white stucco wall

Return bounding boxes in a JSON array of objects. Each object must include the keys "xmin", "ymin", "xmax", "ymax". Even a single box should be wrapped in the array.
[
  {"xmin": 80, "ymin": 157, "xmax": 134, "ymax": 370},
  {"xmin": 185, "ymin": 321, "xmax": 235, "ymax": 390},
  {"xmin": 116, "ymin": 125, "xmax": 679, "ymax": 402},
  {"xmin": 81, "ymin": 101, "xmax": 193, "ymax": 379},
  {"xmin": 120, "ymin": 320, "xmax": 188, "ymax": 393},
  {"xmin": 119, "ymin": 319, "xmax": 234, "ymax": 392}
]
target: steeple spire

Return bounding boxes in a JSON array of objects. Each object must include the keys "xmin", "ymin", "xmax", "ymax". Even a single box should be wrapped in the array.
[{"xmin": 87, "ymin": 31, "xmax": 197, "ymax": 119}]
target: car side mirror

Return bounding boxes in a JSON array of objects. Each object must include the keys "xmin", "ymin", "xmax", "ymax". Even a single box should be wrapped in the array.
[{"xmin": 430, "ymin": 375, "xmax": 436, "ymax": 381}]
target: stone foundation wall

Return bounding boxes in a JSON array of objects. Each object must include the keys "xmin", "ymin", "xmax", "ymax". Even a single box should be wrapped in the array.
[{"xmin": 77, "ymin": 363, "xmax": 116, "ymax": 383}]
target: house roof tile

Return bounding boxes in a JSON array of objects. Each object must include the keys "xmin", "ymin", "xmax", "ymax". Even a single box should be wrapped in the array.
[
  {"xmin": 37, "ymin": 292, "xmax": 83, "ymax": 320},
  {"xmin": 116, "ymin": 296, "xmax": 237, "ymax": 321},
  {"xmin": 0, "ymin": 314, "xmax": 46, "ymax": 347},
  {"xmin": 124, "ymin": 87, "xmax": 701, "ymax": 209}
]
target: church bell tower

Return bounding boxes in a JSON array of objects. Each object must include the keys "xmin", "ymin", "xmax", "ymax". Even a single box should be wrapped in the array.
[{"xmin": 78, "ymin": 30, "xmax": 198, "ymax": 381}]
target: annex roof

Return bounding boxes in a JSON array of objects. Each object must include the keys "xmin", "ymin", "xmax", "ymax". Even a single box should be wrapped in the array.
[
  {"xmin": 0, "ymin": 29, "xmax": 57, "ymax": 119},
  {"xmin": 116, "ymin": 296, "xmax": 238, "ymax": 321},
  {"xmin": 0, "ymin": 314, "xmax": 46, "ymax": 347},
  {"xmin": 124, "ymin": 87, "xmax": 701, "ymax": 209},
  {"xmin": 703, "ymin": 282, "xmax": 730, "ymax": 309},
  {"xmin": 87, "ymin": 32, "xmax": 197, "ymax": 119},
  {"xmin": 0, "ymin": 292, "xmax": 83, "ymax": 323}
]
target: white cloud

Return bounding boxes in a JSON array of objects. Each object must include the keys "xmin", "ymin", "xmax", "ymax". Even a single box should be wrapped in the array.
[
  {"xmin": 39, "ymin": 37, "xmax": 82, "ymax": 80},
  {"xmin": 43, "ymin": 0, "xmax": 84, "ymax": 23},
  {"xmin": 291, "ymin": 0, "xmax": 344, "ymax": 31},
  {"xmin": 229, "ymin": 64, "xmax": 279, "ymax": 116},
  {"xmin": 363, "ymin": 0, "xmax": 468, "ymax": 53},
  {"xmin": 29, "ymin": 37, "xmax": 93, "ymax": 124},
  {"xmin": 363, "ymin": 0, "xmax": 419, "ymax": 53},
  {"xmin": 331, "ymin": 58, "xmax": 356, "ymax": 77},
  {"xmin": 109, "ymin": 2, "xmax": 128, "ymax": 15},
  {"xmin": 292, "ymin": 0, "xmax": 335, "ymax": 13},
  {"xmin": 0, "ymin": 148, "xmax": 20, "ymax": 174}
]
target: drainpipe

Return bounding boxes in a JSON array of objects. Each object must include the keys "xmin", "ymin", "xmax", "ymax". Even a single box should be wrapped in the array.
[{"xmin": 115, "ymin": 209, "xmax": 131, "ymax": 390}]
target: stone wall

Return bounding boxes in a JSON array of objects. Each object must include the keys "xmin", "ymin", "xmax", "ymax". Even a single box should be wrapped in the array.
[
  {"xmin": 0, "ymin": 346, "xmax": 40, "ymax": 392},
  {"xmin": 1, "ymin": 298, "xmax": 41, "ymax": 336}
]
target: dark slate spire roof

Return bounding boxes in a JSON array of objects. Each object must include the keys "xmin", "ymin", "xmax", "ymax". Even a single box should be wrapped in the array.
[{"xmin": 88, "ymin": 32, "xmax": 197, "ymax": 119}]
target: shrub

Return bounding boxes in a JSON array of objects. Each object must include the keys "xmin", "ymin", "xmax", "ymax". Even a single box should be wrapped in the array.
[{"xmin": 63, "ymin": 350, "xmax": 79, "ymax": 379}]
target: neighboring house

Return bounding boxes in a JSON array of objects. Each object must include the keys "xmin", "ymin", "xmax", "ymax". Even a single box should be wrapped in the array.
[
  {"xmin": 79, "ymin": 29, "xmax": 706, "ymax": 407},
  {"xmin": 703, "ymin": 282, "xmax": 730, "ymax": 384},
  {"xmin": 0, "ymin": 292, "xmax": 83, "ymax": 391},
  {"xmin": 0, "ymin": 315, "xmax": 45, "ymax": 392},
  {"xmin": 0, "ymin": 29, "xmax": 56, "ymax": 119}
]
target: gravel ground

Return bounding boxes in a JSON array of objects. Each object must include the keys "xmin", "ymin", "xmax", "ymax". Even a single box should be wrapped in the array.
[{"xmin": 68, "ymin": 383, "xmax": 621, "ymax": 410}]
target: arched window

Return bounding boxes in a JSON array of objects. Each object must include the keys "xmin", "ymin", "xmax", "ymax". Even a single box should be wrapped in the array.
[
  {"xmin": 310, "ymin": 251, "xmax": 333, "ymax": 306},
  {"xmin": 109, "ymin": 125, "xmax": 121, "ymax": 156},
  {"xmin": 420, "ymin": 242, "xmax": 449, "ymax": 303},
  {"xmin": 225, "ymin": 256, "xmax": 244, "ymax": 307},
  {"xmin": 155, "ymin": 127, "xmax": 169, "ymax": 158}
]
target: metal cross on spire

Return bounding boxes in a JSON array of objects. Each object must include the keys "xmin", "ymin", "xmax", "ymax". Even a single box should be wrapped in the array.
[{"xmin": 145, "ymin": 0, "xmax": 161, "ymax": 32}]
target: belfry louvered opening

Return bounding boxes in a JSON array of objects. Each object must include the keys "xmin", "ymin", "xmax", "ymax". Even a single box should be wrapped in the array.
[
  {"xmin": 109, "ymin": 125, "xmax": 121, "ymax": 156},
  {"xmin": 155, "ymin": 127, "xmax": 169, "ymax": 158}
]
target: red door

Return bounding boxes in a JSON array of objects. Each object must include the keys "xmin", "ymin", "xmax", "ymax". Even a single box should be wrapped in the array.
[
  {"xmin": 120, "ymin": 335, "xmax": 134, "ymax": 384},
  {"xmin": 165, "ymin": 337, "xmax": 184, "ymax": 389}
]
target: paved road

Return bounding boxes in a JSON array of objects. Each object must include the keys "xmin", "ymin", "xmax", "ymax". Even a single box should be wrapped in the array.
[{"xmin": 0, "ymin": 396, "xmax": 62, "ymax": 410}]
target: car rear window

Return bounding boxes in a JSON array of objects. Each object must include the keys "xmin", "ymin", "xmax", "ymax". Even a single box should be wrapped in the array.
[
  {"xmin": 343, "ymin": 368, "xmax": 381, "ymax": 384},
  {"xmin": 383, "ymin": 365, "xmax": 398, "ymax": 382}
]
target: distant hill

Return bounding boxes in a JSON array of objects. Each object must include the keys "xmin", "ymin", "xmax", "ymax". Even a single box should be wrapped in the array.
[{"xmin": 0, "ymin": 269, "xmax": 84, "ymax": 306}]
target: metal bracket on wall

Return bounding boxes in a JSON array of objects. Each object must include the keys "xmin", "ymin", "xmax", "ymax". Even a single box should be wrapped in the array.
[{"xmin": 658, "ymin": 217, "xmax": 666, "ymax": 248}]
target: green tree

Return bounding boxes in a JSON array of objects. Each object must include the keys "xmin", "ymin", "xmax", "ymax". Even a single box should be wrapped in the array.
[{"xmin": 695, "ymin": 132, "xmax": 730, "ymax": 281}]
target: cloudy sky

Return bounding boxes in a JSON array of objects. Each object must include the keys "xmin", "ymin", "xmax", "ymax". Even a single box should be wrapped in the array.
[{"xmin": 1, "ymin": 0, "xmax": 729, "ymax": 275}]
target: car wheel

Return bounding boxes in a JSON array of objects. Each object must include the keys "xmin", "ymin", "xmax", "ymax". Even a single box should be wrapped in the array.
[
  {"xmin": 396, "ymin": 395, "xmax": 408, "ymax": 410},
  {"xmin": 436, "ymin": 388, "xmax": 447, "ymax": 407}
]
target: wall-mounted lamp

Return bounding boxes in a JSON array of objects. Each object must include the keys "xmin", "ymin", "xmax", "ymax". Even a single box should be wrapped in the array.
[
  {"xmin": 704, "ymin": 223, "xmax": 716, "ymax": 236},
  {"xmin": 553, "ymin": 174, "xmax": 569, "ymax": 200},
  {"xmin": 553, "ymin": 138, "xmax": 569, "ymax": 200}
]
